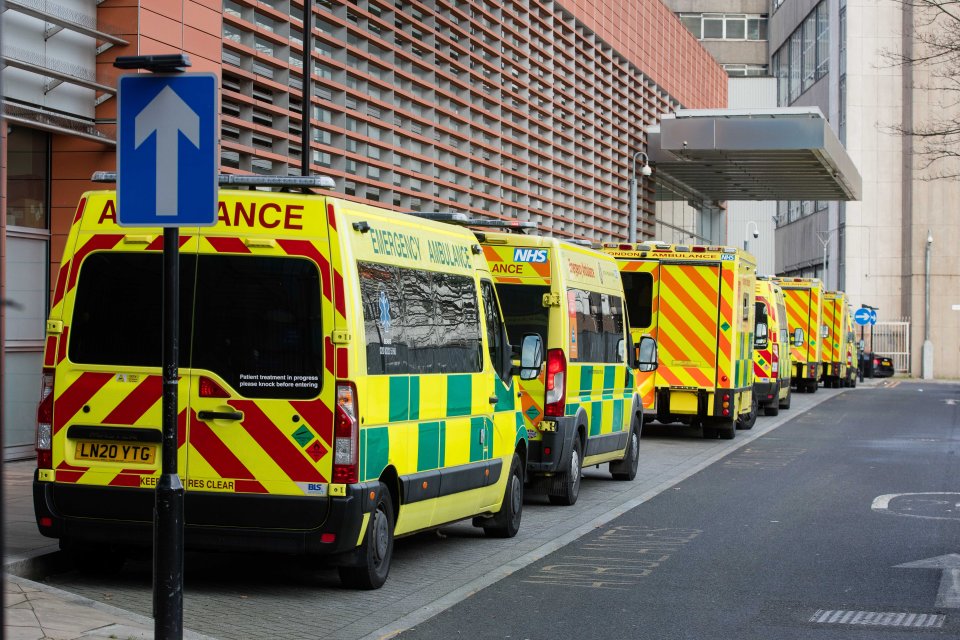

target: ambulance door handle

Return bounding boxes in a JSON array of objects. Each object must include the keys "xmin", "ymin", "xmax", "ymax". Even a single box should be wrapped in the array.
[
  {"xmin": 488, "ymin": 395, "xmax": 499, "ymax": 404},
  {"xmin": 197, "ymin": 410, "xmax": 243, "ymax": 422}
]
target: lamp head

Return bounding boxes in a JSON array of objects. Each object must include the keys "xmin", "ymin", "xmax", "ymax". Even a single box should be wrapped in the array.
[{"xmin": 640, "ymin": 164, "xmax": 653, "ymax": 177}]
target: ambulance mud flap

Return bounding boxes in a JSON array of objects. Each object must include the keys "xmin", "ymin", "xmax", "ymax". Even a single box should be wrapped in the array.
[{"xmin": 527, "ymin": 414, "xmax": 579, "ymax": 473}]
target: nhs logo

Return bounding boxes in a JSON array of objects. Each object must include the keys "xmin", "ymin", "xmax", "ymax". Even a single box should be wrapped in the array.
[{"xmin": 514, "ymin": 248, "xmax": 548, "ymax": 263}]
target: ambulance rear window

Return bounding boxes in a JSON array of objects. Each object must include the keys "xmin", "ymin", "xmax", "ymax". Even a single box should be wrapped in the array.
[
  {"xmin": 620, "ymin": 272, "xmax": 653, "ymax": 329},
  {"xmin": 70, "ymin": 252, "xmax": 322, "ymax": 399},
  {"xmin": 494, "ymin": 283, "xmax": 549, "ymax": 347}
]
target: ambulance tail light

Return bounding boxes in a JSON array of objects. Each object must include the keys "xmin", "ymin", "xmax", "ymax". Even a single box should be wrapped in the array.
[
  {"xmin": 199, "ymin": 376, "xmax": 230, "ymax": 398},
  {"xmin": 544, "ymin": 349, "xmax": 567, "ymax": 417},
  {"xmin": 333, "ymin": 381, "xmax": 359, "ymax": 484},
  {"xmin": 771, "ymin": 345, "xmax": 779, "ymax": 377},
  {"xmin": 36, "ymin": 368, "xmax": 55, "ymax": 469}
]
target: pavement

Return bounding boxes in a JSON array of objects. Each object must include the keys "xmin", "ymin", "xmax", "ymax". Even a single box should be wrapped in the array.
[{"xmin": 3, "ymin": 375, "xmax": 894, "ymax": 640}]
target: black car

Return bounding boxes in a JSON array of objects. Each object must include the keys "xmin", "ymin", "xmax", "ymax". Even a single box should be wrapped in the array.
[{"xmin": 873, "ymin": 355, "xmax": 895, "ymax": 377}]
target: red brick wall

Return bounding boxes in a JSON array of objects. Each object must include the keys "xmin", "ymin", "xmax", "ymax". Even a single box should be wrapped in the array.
[{"xmin": 566, "ymin": 0, "xmax": 727, "ymax": 109}]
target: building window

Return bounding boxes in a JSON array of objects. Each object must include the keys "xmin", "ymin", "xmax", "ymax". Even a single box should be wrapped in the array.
[
  {"xmin": 773, "ymin": 0, "xmax": 830, "ymax": 105},
  {"xmin": 723, "ymin": 64, "xmax": 769, "ymax": 77},
  {"xmin": 678, "ymin": 13, "xmax": 767, "ymax": 41},
  {"xmin": 802, "ymin": 13, "xmax": 816, "ymax": 90},
  {"xmin": 6, "ymin": 127, "xmax": 50, "ymax": 229},
  {"xmin": 816, "ymin": 3, "xmax": 830, "ymax": 79}
]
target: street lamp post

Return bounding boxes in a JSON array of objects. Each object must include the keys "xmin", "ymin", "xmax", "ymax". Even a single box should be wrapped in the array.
[
  {"xmin": 816, "ymin": 228, "xmax": 833, "ymax": 290},
  {"xmin": 629, "ymin": 151, "xmax": 652, "ymax": 243},
  {"xmin": 744, "ymin": 220, "xmax": 759, "ymax": 253},
  {"xmin": 923, "ymin": 230, "xmax": 934, "ymax": 379}
]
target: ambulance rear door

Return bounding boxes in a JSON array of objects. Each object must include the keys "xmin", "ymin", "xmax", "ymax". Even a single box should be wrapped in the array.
[
  {"xmin": 655, "ymin": 261, "xmax": 723, "ymax": 396},
  {"xmin": 185, "ymin": 193, "xmax": 335, "ymax": 527}
]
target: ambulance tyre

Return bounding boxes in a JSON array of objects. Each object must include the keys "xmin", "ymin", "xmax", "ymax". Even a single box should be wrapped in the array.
[
  {"xmin": 483, "ymin": 452, "xmax": 524, "ymax": 538},
  {"xmin": 610, "ymin": 416, "xmax": 641, "ymax": 481},
  {"xmin": 737, "ymin": 397, "xmax": 757, "ymax": 430},
  {"xmin": 779, "ymin": 388, "xmax": 792, "ymax": 410},
  {"xmin": 338, "ymin": 482, "xmax": 394, "ymax": 590},
  {"xmin": 702, "ymin": 424, "xmax": 718, "ymax": 439},
  {"xmin": 719, "ymin": 417, "xmax": 737, "ymax": 440},
  {"xmin": 764, "ymin": 402, "xmax": 780, "ymax": 417},
  {"xmin": 548, "ymin": 434, "xmax": 583, "ymax": 506}
]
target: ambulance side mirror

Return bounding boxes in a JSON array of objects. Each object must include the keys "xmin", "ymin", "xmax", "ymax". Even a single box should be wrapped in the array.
[
  {"xmin": 794, "ymin": 328, "xmax": 805, "ymax": 347},
  {"xmin": 635, "ymin": 336, "xmax": 658, "ymax": 372},
  {"xmin": 516, "ymin": 333, "xmax": 544, "ymax": 380}
]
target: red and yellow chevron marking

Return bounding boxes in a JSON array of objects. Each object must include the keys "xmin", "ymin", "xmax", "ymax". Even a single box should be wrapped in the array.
[
  {"xmin": 822, "ymin": 293, "xmax": 846, "ymax": 366},
  {"xmin": 783, "ymin": 288, "xmax": 813, "ymax": 364},
  {"xmin": 656, "ymin": 263, "xmax": 721, "ymax": 390},
  {"xmin": 754, "ymin": 348, "xmax": 774, "ymax": 379}
]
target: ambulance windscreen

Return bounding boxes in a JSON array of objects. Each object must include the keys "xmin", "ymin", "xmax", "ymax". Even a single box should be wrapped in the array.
[{"xmin": 495, "ymin": 284, "xmax": 549, "ymax": 347}]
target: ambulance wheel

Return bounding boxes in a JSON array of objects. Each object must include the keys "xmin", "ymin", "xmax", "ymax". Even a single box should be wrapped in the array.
[
  {"xmin": 808, "ymin": 380, "xmax": 818, "ymax": 393},
  {"xmin": 483, "ymin": 453, "xmax": 523, "ymax": 538},
  {"xmin": 850, "ymin": 375, "xmax": 857, "ymax": 388},
  {"xmin": 338, "ymin": 482, "xmax": 394, "ymax": 590},
  {"xmin": 719, "ymin": 417, "xmax": 737, "ymax": 440},
  {"xmin": 737, "ymin": 398, "xmax": 757, "ymax": 430},
  {"xmin": 548, "ymin": 435, "xmax": 583, "ymax": 506},
  {"xmin": 611, "ymin": 418, "xmax": 641, "ymax": 481},
  {"xmin": 779, "ymin": 389, "xmax": 792, "ymax": 410},
  {"xmin": 764, "ymin": 402, "xmax": 780, "ymax": 417}
]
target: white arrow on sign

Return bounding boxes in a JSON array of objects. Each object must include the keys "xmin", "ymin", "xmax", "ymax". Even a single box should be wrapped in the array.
[
  {"xmin": 897, "ymin": 554, "xmax": 960, "ymax": 608},
  {"xmin": 134, "ymin": 85, "xmax": 200, "ymax": 217}
]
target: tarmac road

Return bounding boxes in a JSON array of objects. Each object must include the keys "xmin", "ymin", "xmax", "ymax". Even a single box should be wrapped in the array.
[{"xmin": 394, "ymin": 380, "xmax": 960, "ymax": 639}]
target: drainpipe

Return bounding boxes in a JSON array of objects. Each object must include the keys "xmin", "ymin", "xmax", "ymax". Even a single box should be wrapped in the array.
[{"xmin": 922, "ymin": 230, "xmax": 933, "ymax": 379}]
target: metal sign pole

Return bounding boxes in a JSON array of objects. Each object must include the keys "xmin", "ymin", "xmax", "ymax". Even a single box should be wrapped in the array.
[
  {"xmin": 115, "ymin": 52, "xmax": 215, "ymax": 640},
  {"xmin": 154, "ymin": 226, "xmax": 183, "ymax": 639}
]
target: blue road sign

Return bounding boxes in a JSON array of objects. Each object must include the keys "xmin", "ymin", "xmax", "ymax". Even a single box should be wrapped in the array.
[
  {"xmin": 117, "ymin": 73, "xmax": 218, "ymax": 227},
  {"xmin": 854, "ymin": 308, "xmax": 878, "ymax": 326}
]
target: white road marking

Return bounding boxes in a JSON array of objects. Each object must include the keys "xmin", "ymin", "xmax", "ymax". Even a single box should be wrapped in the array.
[
  {"xmin": 897, "ymin": 555, "xmax": 960, "ymax": 608},
  {"xmin": 810, "ymin": 609, "xmax": 944, "ymax": 628},
  {"xmin": 872, "ymin": 492, "xmax": 960, "ymax": 520}
]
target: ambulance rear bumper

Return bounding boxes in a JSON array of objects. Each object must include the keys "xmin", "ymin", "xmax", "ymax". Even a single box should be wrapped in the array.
[
  {"xmin": 33, "ymin": 473, "xmax": 374, "ymax": 557},
  {"xmin": 753, "ymin": 380, "xmax": 777, "ymax": 405}
]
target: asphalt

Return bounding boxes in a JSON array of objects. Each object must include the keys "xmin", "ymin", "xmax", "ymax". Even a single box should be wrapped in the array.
[{"xmin": 3, "ymin": 375, "xmax": 893, "ymax": 639}]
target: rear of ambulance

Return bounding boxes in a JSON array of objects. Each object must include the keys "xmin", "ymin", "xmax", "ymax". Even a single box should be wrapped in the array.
[{"xmin": 33, "ymin": 188, "xmax": 351, "ymax": 560}]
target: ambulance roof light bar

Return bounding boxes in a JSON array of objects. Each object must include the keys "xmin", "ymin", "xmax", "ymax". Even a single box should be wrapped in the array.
[
  {"xmin": 91, "ymin": 172, "xmax": 336, "ymax": 191},
  {"xmin": 407, "ymin": 211, "xmax": 538, "ymax": 233}
]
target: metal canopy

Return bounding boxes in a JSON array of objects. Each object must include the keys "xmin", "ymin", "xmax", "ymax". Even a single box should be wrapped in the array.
[{"xmin": 647, "ymin": 107, "xmax": 862, "ymax": 202}]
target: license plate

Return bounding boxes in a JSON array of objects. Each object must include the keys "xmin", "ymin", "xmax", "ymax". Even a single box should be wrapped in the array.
[{"xmin": 75, "ymin": 441, "xmax": 156, "ymax": 464}]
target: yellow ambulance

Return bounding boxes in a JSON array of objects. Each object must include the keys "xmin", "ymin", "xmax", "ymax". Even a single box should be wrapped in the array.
[
  {"xmin": 753, "ymin": 277, "xmax": 792, "ymax": 416},
  {"xmin": 822, "ymin": 290, "xmax": 854, "ymax": 388},
  {"xmin": 843, "ymin": 310, "xmax": 858, "ymax": 388},
  {"xmin": 471, "ymin": 232, "xmax": 656, "ymax": 505},
  {"xmin": 775, "ymin": 277, "xmax": 824, "ymax": 393},
  {"xmin": 33, "ymin": 175, "xmax": 541, "ymax": 589},
  {"xmin": 603, "ymin": 243, "xmax": 756, "ymax": 440}
]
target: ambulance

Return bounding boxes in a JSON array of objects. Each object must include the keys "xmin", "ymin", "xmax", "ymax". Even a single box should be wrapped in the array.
[
  {"xmin": 603, "ymin": 243, "xmax": 757, "ymax": 440},
  {"xmin": 821, "ymin": 290, "xmax": 854, "ymax": 388},
  {"xmin": 33, "ymin": 175, "xmax": 542, "ymax": 589},
  {"xmin": 843, "ymin": 310, "xmax": 858, "ymax": 387},
  {"xmin": 753, "ymin": 277, "xmax": 792, "ymax": 416},
  {"xmin": 473, "ymin": 231, "xmax": 657, "ymax": 506},
  {"xmin": 775, "ymin": 277, "xmax": 824, "ymax": 393}
]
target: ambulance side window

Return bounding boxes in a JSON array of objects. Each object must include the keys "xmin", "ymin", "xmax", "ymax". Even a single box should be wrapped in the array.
[
  {"xmin": 480, "ymin": 280, "xmax": 506, "ymax": 379},
  {"xmin": 620, "ymin": 272, "xmax": 653, "ymax": 329},
  {"xmin": 359, "ymin": 262, "xmax": 481, "ymax": 375},
  {"xmin": 569, "ymin": 289, "xmax": 624, "ymax": 363}
]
